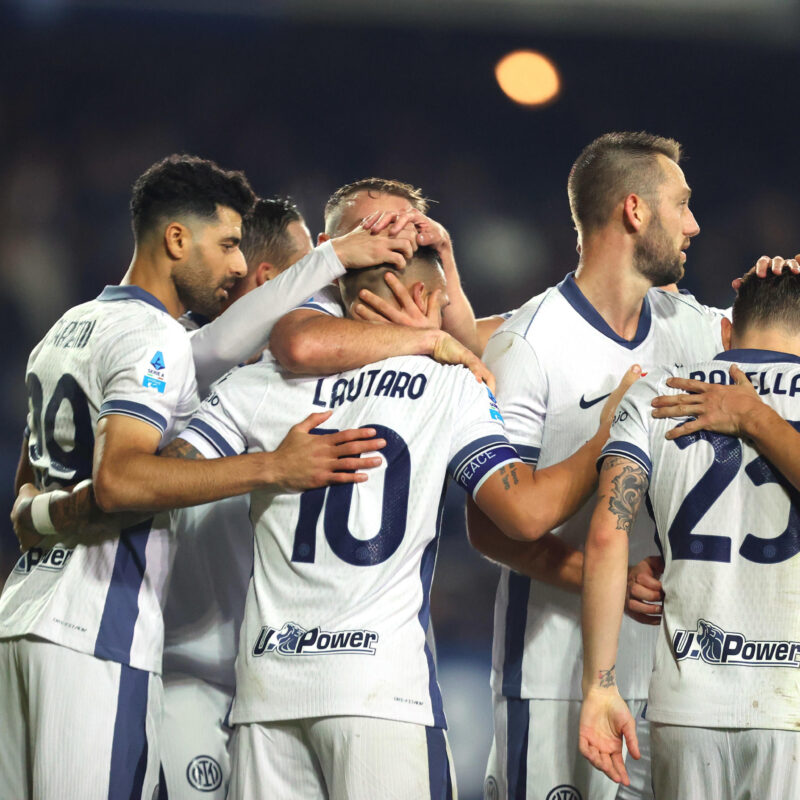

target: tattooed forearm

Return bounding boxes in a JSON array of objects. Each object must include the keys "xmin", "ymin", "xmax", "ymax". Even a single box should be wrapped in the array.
[
  {"xmin": 159, "ymin": 437, "xmax": 206, "ymax": 461},
  {"xmin": 598, "ymin": 664, "xmax": 616, "ymax": 688},
  {"xmin": 601, "ymin": 457, "xmax": 648, "ymax": 535},
  {"xmin": 499, "ymin": 463, "xmax": 520, "ymax": 491}
]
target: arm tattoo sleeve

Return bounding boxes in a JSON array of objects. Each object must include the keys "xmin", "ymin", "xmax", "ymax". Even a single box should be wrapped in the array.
[{"xmin": 601, "ymin": 456, "xmax": 648, "ymax": 535}]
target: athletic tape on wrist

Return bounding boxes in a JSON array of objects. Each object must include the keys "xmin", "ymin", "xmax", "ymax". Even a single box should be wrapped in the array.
[{"xmin": 30, "ymin": 490, "xmax": 69, "ymax": 535}]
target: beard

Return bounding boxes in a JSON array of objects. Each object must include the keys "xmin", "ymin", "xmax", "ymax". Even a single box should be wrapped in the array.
[
  {"xmin": 633, "ymin": 213, "xmax": 684, "ymax": 287},
  {"xmin": 172, "ymin": 256, "xmax": 229, "ymax": 318}
]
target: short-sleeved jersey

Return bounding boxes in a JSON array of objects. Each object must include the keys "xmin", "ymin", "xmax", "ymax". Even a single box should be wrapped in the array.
[
  {"xmin": 296, "ymin": 283, "xmax": 345, "ymax": 317},
  {"xmin": 179, "ymin": 355, "xmax": 519, "ymax": 727},
  {"xmin": 603, "ymin": 349, "xmax": 800, "ymax": 730},
  {"xmin": 484, "ymin": 273, "xmax": 725, "ymax": 701},
  {"xmin": 0, "ymin": 286, "xmax": 198, "ymax": 673}
]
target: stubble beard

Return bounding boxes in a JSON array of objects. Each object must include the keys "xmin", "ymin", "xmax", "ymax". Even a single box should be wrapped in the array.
[
  {"xmin": 633, "ymin": 214, "xmax": 685, "ymax": 287},
  {"xmin": 173, "ymin": 255, "xmax": 225, "ymax": 318}
]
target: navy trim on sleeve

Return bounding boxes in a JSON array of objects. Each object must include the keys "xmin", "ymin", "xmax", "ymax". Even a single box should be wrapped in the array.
[
  {"xmin": 99, "ymin": 400, "xmax": 168, "ymax": 434},
  {"xmin": 185, "ymin": 418, "xmax": 237, "ymax": 457},
  {"xmin": 600, "ymin": 441, "xmax": 652, "ymax": 478},
  {"xmin": 512, "ymin": 443, "xmax": 540, "ymax": 466}
]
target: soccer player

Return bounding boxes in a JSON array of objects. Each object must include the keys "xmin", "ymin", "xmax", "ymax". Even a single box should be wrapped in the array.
[
  {"xmin": 184, "ymin": 194, "xmax": 405, "ymax": 396},
  {"xmin": 579, "ymin": 267, "xmax": 800, "ymax": 798},
  {"xmin": 159, "ymin": 197, "xmax": 315, "ymax": 799},
  {"xmin": 269, "ymin": 177, "xmax": 494, "ymax": 380},
  {"xmin": 0, "ymin": 157, "xmax": 385, "ymax": 800},
  {"xmin": 175, "ymin": 247, "xmax": 639, "ymax": 800},
  {"xmin": 468, "ymin": 132, "xmax": 727, "ymax": 800}
]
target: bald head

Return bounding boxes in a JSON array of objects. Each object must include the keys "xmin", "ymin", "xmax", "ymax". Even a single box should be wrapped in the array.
[{"xmin": 339, "ymin": 246, "xmax": 447, "ymax": 324}]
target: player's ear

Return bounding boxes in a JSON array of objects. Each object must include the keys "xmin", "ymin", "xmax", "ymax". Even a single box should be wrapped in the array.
[
  {"xmin": 255, "ymin": 261, "xmax": 279, "ymax": 286},
  {"xmin": 164, "ymin": 222, "xmax": 188, "ymax": 260},
  {"xmin": 317, "ymin": 232, "xmax": 330, "ymax": 244},
  {"xmin": 622, "ymin": 194, "xmax": 647, "ymax": 233},
  {"xmin": 721, "ymin": 317, "xmax": 733, "ymax": 351}
]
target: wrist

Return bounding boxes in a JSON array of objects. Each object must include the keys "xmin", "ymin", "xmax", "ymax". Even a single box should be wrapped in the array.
[
  {"xmin": 30, "ymin": 493, "xmax": 58, "ymax": 535},
  {"xmin": 255, "ymin": 450, "xmax": 282, "ymax": 491},
  {"xmin": 739, "ymin": 397, "xmax": 777, "ymax": 440},
  {"xmin": 421, "ymin": 328, "xmax": 442, "ymax": 356}
]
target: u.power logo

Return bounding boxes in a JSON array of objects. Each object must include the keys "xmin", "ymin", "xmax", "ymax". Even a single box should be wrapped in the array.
[{"xmin": 673, "ymin": 619, "xmax": 800, "ymax": 668}]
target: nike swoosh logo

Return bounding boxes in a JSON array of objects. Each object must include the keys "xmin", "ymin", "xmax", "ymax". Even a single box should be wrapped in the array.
[{"xmin": 579, "ymin": 392, "xmax": 611, "ymax": 409}]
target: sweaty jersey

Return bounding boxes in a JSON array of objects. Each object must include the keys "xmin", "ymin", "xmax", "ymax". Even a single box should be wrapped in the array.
[
  {"xmin": 179, "ymin": 356, "xmax": 519, "ymax": 728},
  {"xmin": 604, "ymin": 349, "xmax": 800, "ymax": 730},
  {"xmin": 484, "ymin": 273, "xmax": 724, "ymax": 701},
  {"xmin": 0, "ymin": 286, "xmax": 197, "ymax": 673}
]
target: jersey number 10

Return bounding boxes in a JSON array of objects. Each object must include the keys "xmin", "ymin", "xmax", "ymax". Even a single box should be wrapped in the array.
[{"xmin": 291, "ymin": 424, "xmax": 409, "ymax": 567}]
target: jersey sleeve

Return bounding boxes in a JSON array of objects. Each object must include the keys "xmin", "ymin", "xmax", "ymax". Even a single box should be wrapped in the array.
[
  {"xmin": 600, "ymin": 377, "xmax": 657, "ymax": 479},
  {"xmin": 98, "ymin": 319, "xmax": 197, "ymax": 437},
  {"xmin": 482, "ymin": 329, "xmax": 546, "ymax": 468},
  {"xmin": 294, "ymin": 282, "xmax": 345, "ymax": 318},
  {"xmin": 446, "ymin": 372, "xmax": 520, "ymax": 498},
  {"xmin": 178, "ymin": 366, "xmax": 266, "ymax": 459},
  {"xmin": 189, "ymin": 241, "xmax": 346, "ymax": 395}
]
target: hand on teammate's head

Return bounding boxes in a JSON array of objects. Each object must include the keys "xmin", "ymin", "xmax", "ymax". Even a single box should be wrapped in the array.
[{"xmin": 731, "ymin": 254, "xmax": 800, "ymax": 291}]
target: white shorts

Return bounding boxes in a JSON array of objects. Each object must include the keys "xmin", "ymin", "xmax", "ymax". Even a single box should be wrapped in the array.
[
  {"xmin": 0, "ymin": 635, "xmax": 162, "ymax": 800},
  {"xmin": 159, "ymin": 674, "xmax": 233, "ymax": 799},
  {"xmin": 485, "ymin": 696, "xmax": 652, "ymax": 800},
  {"xmin": 228, "ymin": 716, "xmax": 457, "ymax": 800},
  {"xmin": 651, "ymin": 722, "xmax": 800, "ymax": 800}
]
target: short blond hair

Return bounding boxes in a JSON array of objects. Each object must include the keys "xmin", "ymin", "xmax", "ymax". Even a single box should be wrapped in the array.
[{"xmin": 324, "ymin": 178, "xmax": 429, "ymax": 236}]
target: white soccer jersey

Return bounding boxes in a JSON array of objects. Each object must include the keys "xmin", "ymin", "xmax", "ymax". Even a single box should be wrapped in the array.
[
  {"xmin": 603, "ymin": 348, "xmax": 800, "ymax": 730},
  {"xmin": 0, "ymin": 286, "xmax": 197, "ymax": 673},
  {"xmin": 179, "ymin": 355, "xmax": 519, "ymax": 728},
  {"xmin": 484, "ymin": 273, "xmax": 724, "ymax": 701},
  {"xmin": 296, "ymin": 283, "xmax": 345, "ymax": 317},
  {"xmin": 162, "ymin": 497, "xmax": 252, "ymax": 691}
]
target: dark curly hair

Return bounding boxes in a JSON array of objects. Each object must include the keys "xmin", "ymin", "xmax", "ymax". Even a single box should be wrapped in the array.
[
  {"xmin": 240, "ymin": 197, "xmax": 303, "ymax": 271},
  {"xmin": 130, "ymin": 154, "xmax": 255, "ymax": 239}
]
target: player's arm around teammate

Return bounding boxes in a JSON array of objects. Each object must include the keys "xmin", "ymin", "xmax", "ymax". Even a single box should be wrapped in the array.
[
  {"xmin": 578, "ymin": 454, "xmax": 650, "ymax": 787},
  {"xmin": 465, "ymin": 380, "xmax": 664, "ymax": 621},
  {"xmin": 12, "ymin": 410, "xmax": 385, "ymax": 549},
  {"xmin": 189, "ymin": 219, "xmax": 420, "ymax": 395},
  {"xmin": 270, "ymin": 179, "xmax": 491, "ymax": 380},
  {"xmin": 469, "ymin": 366, "xmax": 642, "ymax": 541}
]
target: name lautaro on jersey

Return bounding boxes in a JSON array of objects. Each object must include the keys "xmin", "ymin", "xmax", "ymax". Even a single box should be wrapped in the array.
[
  {"xmin": 674, "ymin": 619, "xmax": 800, "ymax": 668},
  {"xmin": 312, "ymin": 366, "xmax": 428, "ymax": 409},
  {"xmin": 252, "ymin": 622, "xmax": 379, "ymax": 657}
]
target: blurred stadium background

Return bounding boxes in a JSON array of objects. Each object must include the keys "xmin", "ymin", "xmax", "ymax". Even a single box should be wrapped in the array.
[{"xmin": 2, "ymin": 1, "xmax": 799, "ymax": 796}]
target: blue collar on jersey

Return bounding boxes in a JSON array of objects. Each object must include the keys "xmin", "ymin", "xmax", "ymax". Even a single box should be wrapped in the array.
[
  {"xmin": 184, "ymin": 310, "xmax": 211, "ymax": 328},
  {"xmin": 97, "ymin": 285, "xmax": 169, "ymax": 314},
  {"xmin": 715, "ymin": 348, "xmax": 800, "ymax": 365},
  {"xmin": 557, "ymin": 271, "xmax": 651, "ymax": 350}
]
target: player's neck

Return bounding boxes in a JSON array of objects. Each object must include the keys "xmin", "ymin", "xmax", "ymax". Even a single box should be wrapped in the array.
[
  {"xmin": 574, "ymin": 239, "xmax": 651, "ymax": 342},
  {"xmin": 120, "ymin": 250, "xmax": 186, "ymax": 318},
  {"xmin": 732, "ymin": 328, "xmax": 800, "ymax": 359}
]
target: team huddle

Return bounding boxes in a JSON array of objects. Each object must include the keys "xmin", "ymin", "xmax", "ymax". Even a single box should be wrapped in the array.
[{"xmin": 1, "ymin": 131, "xmax": 799, "ymax": 800}]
